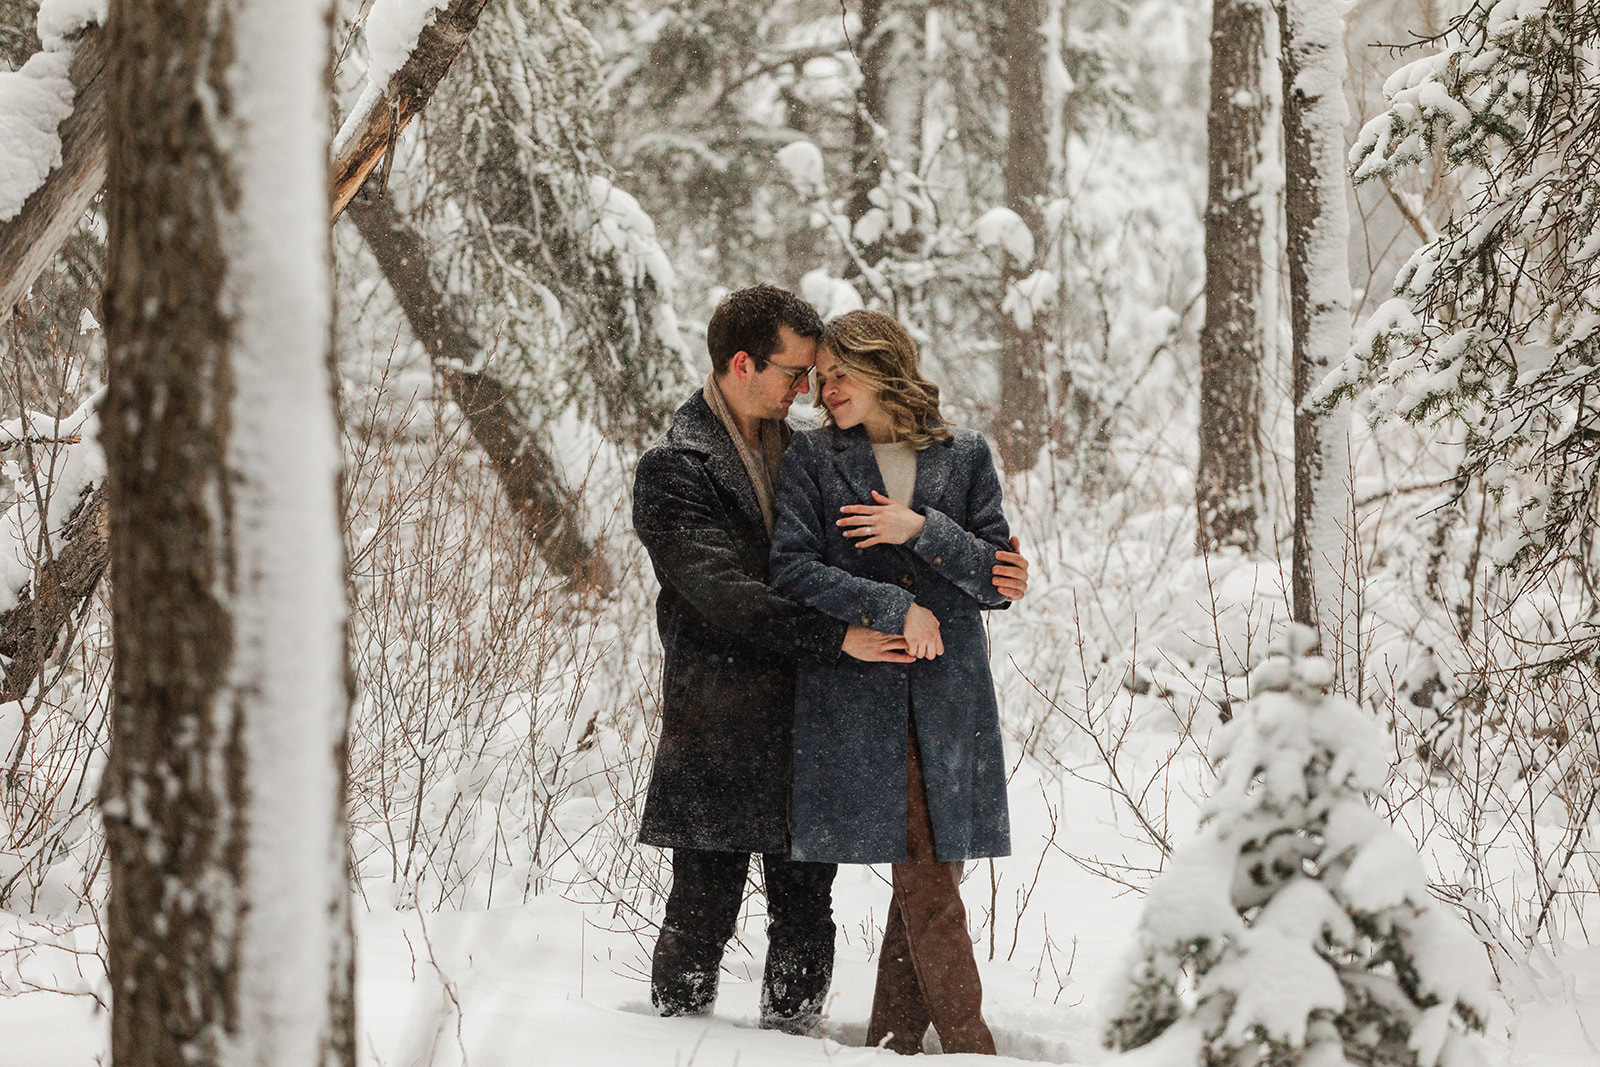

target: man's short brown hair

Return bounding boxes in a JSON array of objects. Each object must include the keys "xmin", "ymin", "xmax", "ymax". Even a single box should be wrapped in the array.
[{"xmin": 706, "ymin": 285, "xmax": 823, "ymax": 376}]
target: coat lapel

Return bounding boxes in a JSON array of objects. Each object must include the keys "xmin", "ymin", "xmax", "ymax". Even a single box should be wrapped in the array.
[
  {"xmin": 829, "ymin": 424, "xmax": 887, "ymax": 503},
  {"xmin": 672, "ymin": 392, "xmax": 768, "ymax": 538},
  {"xmin": 910, "ymin": 434, "xmax": 955, "ymax": 512}
]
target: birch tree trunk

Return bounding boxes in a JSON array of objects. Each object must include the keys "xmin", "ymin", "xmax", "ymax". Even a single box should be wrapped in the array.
[
  {"xmin": 1196, "ymin": 0, "xmax": 1274, "ymax": 554},
  {"xmin": 998, "ymin": 0, "xmax": 1049, "ymax": 472},
  {"xmin": 1281, "ymin": 0, "xmax": 1353, "ymax": 669},
  {"xmin": 100, "ymin": 0, "xmax": 354, "ymax": 1062}
]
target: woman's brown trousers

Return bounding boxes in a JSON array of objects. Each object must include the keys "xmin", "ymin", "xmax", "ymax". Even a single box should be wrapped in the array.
[{"xmin": 865, "ymin": 724, "xmax": 997, "ymax": 1055}]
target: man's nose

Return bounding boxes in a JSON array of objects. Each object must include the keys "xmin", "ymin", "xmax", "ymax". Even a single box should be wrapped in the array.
[{"xmin": 796, "ymin": 373, "xmax": 811, "ymax": 395}]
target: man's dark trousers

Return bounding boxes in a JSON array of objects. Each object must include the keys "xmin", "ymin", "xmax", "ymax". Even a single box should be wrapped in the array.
[{"xmin": 653, "ymin": 847, "xmax": 837, "ymax": 1031}]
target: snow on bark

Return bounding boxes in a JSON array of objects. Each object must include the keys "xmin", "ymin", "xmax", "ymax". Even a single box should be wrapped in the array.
[
  {"xmin": 0, "ymin": 392, "xmax": 104, "ymax": 617},
  {"xmin": 0, "ymin": 0, "xmax": 106, "ymax": 221},
  {"xmin": 331, "ymin": 0, "xmax": 450, "ymax": 156},
  {"xmin": 1282, "ymin": 0, "xmax": 1354, "ymax": 674},
  {"xmin": 364, "ymin": 0, "xmax": 451, "ymax": 89},
  {"xmin": 101, "ymin": 0, "xmax": 351, "ymax": 1056},
  {"xmin": 1041, "ymin": 0, "xmax": 1073, "ymax": 187},
  {"xmin": 0, "ymin": 52, "xmax": 74, "ymax": 221},
  {"xmin": 218, "ymin": 0, "xmax": 350, "ymax": 1058}
]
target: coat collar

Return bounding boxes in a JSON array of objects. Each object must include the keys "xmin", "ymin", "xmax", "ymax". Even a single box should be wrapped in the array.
[
  {"xmin": 668, "ymin": 390, "xmax": 788, "ymax": 537},
  {"xmin": 826, "ymin": 423, "xmax": 956, "ymax": 511}
]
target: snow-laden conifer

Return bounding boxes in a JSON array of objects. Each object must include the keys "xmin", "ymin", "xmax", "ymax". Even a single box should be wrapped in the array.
[
  {"xmin": 1104, "ymin": 626, "xmax": 1495, "ymax": 1067},
  {"xmin": 1327, "ymin": 2, "xmax": 1600, "ymax": 666},
  {"xmin": 407, "ymin": 0, "xmax": 689, "ymax": 449}
]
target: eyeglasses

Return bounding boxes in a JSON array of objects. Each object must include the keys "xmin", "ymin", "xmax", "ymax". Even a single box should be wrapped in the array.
[{"xmin": 762, "ymin": 361, "xmax": 814, "ymax": 386}]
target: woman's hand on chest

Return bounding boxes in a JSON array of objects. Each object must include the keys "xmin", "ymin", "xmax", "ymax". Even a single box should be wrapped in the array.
[{"xmin": 837, "ymin": 490, "xmax": 926, "ymax": 548}]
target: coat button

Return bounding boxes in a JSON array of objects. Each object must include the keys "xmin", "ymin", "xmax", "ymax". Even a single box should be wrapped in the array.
[
  {"xmin": 932, "ymin": 555, "xmax": 943, "ymax": 566},
  {"xmin": 897, "ymin": 571, "xmax": 914, "ymax": 589},
  {"xmin": 860, "ymin": 613, "xmax": 872, "ymax": 626}
]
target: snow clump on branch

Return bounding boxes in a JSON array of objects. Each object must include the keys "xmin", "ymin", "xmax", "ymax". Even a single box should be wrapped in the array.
[
  {"xmin": 1003, "ymin": 270, "xmax": 1058, "ymax": 333},
  {"xmin": 975, "ymin": 206, "xmax": 1035, "ymax": 266},
  {"xmin": 776, "ymin": 140, "xmax": 826, "ymax": 198},
  {"xmin": 800, "ymin": 270, "xmax": 863, "ymax": 323},
  {"xmin": 364, "ymin": 0, "xmax": 451, "ymax": 90}
]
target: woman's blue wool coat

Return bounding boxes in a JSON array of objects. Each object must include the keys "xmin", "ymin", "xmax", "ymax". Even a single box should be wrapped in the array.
[{"xmin": 770, "ymin": 423, "xmax": 1013, "ymax": 865}]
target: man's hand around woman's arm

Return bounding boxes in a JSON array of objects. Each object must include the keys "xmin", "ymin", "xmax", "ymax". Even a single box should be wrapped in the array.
[
  {"xmin": 843, "ymin": 624, "xmax": 915, "ymax": 663},
  {"xmin": 993, "ymin": 536, "xmax": 1029, "ymax": 601}
]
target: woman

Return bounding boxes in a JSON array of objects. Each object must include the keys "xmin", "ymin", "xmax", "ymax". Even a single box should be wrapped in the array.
[{"xmin": 769, "ymin": 309, "xmax": 1012, "ymax": 1055}]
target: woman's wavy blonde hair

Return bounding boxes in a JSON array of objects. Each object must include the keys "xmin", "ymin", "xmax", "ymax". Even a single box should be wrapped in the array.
[{"xmin": 817, "ymin": 310, "xmax": 951, "ymax": 449}]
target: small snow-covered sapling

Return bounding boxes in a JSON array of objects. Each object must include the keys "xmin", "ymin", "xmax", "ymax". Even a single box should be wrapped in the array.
[{"xmin": 1103, "ymin": 625, "xmax": 1495, "ymax": 1067}]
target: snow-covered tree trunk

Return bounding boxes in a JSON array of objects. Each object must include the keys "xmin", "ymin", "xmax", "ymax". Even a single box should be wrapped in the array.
[
  {"xmin": 1281, "ymin": 0, "xmax": 1353, "ymax": 667},
  {"xmin": 919, "ymin": 6, "xmax": 951, "ymax": 180},
  {"xmin": 998, "ymin": 0, "xmax": 1049, "ymax": 472},
  {"xmin": 846, "ymin": 0, "xmax": 891, "ymax": 272},
  {"xmin": 1197, "ymin": 0, "xmax": 1274, "ymax": 555},
  {"xmin": 99, "ymin": 0, "xmax": 354, "ymax": 1062}
]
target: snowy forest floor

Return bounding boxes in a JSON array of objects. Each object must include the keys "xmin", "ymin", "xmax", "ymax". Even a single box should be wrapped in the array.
[{"xmin": 4, "ymin": 756, "xmax": 1599, "ymax": 1066}]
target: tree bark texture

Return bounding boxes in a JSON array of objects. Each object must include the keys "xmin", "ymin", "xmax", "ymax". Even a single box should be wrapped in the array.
[
  {"xmin": 1281, "ymin": 0, "xmax": 1353, "ymax": 646},
  {"xmin": 0, "ymin": 22, "xmax": 106, "ymax": 323},
  {"xmin": 100, "ymin": 0, "xmax": 353, "ymax": 1062},
  {"xmin": 846, "ymin": 0, "xmax": 891, "ymax": 271},
  {"xmin": 0, "ymin": 0, "xmax": 42, "ymax": 68},
  {"xmin": 1196, "ymin": 0, "xmax": 1272, "ymax": 554},
  {"xmin": 998, "ymin": 0, "xmax": 1049, "ymax": 473},
  {"xmin": 0, "ymin": 484, "xmax": 106, "ymax": 702},
  {"xmin": 345, "ymin": 193, "xmax": 613, "ymax": 595}
]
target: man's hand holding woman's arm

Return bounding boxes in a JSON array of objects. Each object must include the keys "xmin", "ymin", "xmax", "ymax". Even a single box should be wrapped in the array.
[
  {"xmin": 993, "ymin": 536, "xmax": 1029, "ymax": 601},
  {"xmin": 842, "ymin": 624, "xmax": 914, "ymax": 663}
]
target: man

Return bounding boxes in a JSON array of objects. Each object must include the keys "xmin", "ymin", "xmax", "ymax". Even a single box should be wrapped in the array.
[{"xmin": 631, "ymin": 285, "xmax": 1028, "ymax": 1034}]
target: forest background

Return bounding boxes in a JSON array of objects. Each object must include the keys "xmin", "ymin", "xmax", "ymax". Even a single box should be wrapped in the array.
[{"xmin": 0, "ymin": 0, "xmax": 1597, "ymax": 1064}]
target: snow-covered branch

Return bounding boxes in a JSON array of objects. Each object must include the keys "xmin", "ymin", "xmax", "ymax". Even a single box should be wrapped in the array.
[
  {"xmin": 327, "ymin": 0, "xmax": 492, "ymax": 221},
  {"xmin": 0, "ymin": 8, "xmax": 105, "ymax": 324}
]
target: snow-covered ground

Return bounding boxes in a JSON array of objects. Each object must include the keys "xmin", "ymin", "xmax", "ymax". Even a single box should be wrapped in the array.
[{"xmin": 5, "ymin": 752, "xmax": 1599, "ymax": 1065}]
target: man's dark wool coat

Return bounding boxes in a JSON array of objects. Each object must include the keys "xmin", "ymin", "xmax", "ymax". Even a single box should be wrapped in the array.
[
  {"xmin": 632, "ymin": 391, "xmax": 848, "ymax": 854},
  {"xmin": 770, "ymin": 424, "xmax": 1013, "ymax": 865}
]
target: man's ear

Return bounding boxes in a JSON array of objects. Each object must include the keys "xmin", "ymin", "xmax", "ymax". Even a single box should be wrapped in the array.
[{"xmin": 730, "ymin": 350, "xmax": 755, "ymax": 380}]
